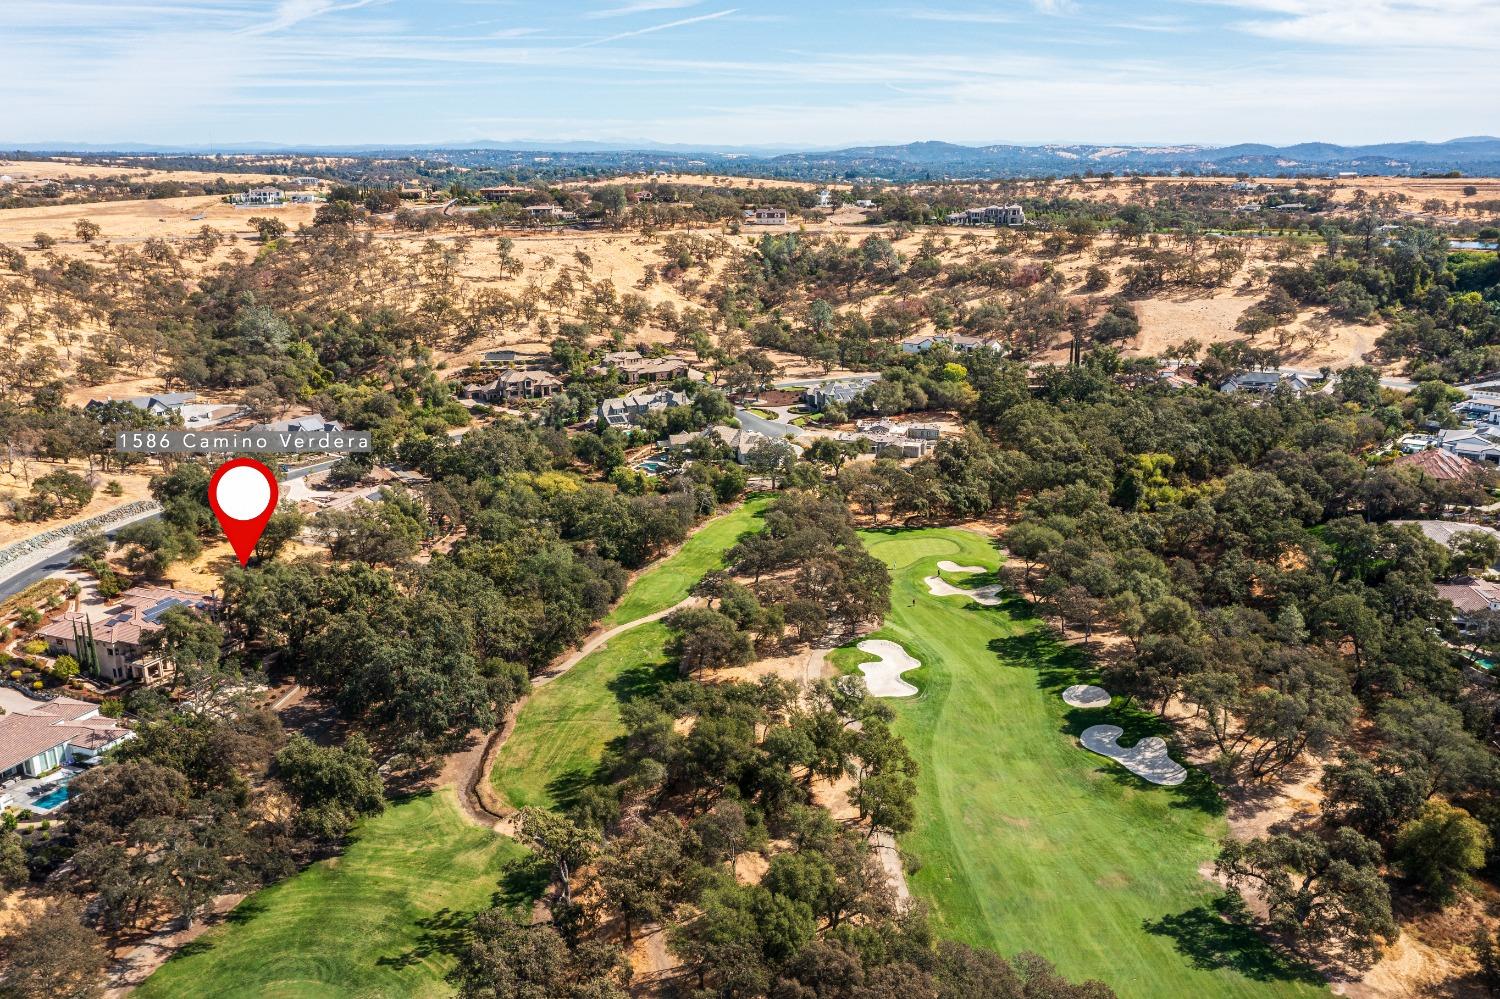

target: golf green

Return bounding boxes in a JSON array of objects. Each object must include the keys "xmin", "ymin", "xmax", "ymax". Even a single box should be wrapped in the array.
[{"xmin": 856, "ymin": 527, "xmax": 1326, "ymax": 999}]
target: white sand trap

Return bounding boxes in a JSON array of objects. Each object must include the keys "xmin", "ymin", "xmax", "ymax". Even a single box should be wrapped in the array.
[
  {"xmin": 923, "ymin": 575, "xmax": 1005, "ymax": 606},
  {"xmin": 855, "ymin": 639, "xmax": 920, "ymax": 697},
  {"xmin": 1079, "ymin": 726, "xmax": 1187, "ymax": 786},
  {"xmin": 936, "ymin": 560, "xmax": 986, "ymax": 575},
  {"xmin": 1063, "ymin": 684, "xmax": 1111, "ymax": 709}
]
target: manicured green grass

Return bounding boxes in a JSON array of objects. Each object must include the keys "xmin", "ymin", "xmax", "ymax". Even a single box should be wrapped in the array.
[
  {"xmin": 858, "ymin": 527, "xmax": 1326, "ymax": 999},
  {"xmin": 136, "ymin": 790, "xmax": 530, "ymax": 999},
  {"xmin": 496, "ymin": 500, "xmax": 770, "ymax": 810},
  {"xmin": 491, "ymin": 622, "xmax": 672, "ymax": 811},
  {"xmin": 603, "ymin": 496, "xmax": 770, "ymax": 626}
]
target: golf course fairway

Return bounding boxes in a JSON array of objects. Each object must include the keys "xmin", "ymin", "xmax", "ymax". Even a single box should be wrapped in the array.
[{"xmin": 852, "ymin": 527, "xmax": 1326, "ymax": 999}]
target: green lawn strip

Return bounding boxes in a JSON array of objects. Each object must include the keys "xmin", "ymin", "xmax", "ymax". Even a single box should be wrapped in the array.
[
  {"xmin": 859, "ymin": 527, "xmax": 1326, "ymax": 999},
  {"xmin": 136, "ymin": 789, "xmax": 530, "ymax": 999},
  {"xmin": 603, "ymin": 496, "xmax": 771, "ymax": 627},
  {"xmin": 491, "ymin": 622, "xmax": 673, "ymax": 811},
  {"xmin": 827, "ymin": 645, "xmax": 877, "ymax": 677}
]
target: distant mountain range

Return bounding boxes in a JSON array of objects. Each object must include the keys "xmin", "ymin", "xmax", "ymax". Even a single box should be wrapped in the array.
[
  {"xmin": 764, "ymin": 137, "xmax": 1500, "ymax": 179},
  {"xmin": 7, "ymin": 137, "xmax": 1500, "ymax": 180}
]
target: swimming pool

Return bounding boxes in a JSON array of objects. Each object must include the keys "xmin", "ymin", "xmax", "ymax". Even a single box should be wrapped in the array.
[{"xmin": 31, "ymin": 774, "xmax": 76, "ymax": 810}]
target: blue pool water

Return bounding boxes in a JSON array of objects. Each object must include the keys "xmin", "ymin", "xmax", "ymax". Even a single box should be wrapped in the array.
[{"xmin": 32, "ymin": 776, "xmax": 75, "ymax": 810}]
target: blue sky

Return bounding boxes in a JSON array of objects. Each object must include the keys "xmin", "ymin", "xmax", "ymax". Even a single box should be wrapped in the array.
[{"xmin": 2, "ymin": 0, "xmax": 1496, "ymax": 148}]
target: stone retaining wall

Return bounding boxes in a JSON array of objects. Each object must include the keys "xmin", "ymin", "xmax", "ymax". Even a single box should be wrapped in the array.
[{"xmin": 0, "ymin": 501, "xmax": 161, "ymax": 572}]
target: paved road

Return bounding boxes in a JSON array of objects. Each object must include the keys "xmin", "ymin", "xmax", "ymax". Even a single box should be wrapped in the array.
[
  {"xmin": 0, "ymin": 458, "xmax": 341, "ymax": 600},
  {"xmin": 735, "ymin": 407, "xmax": 801, "ymax": 439}
]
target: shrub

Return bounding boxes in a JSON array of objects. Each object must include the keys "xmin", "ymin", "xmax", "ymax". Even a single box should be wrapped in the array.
[
  {"xmin": 21, "ymin": 640, "xmax": 46, "ymax": 656},
  {"xmin": 105, "ymin": 480, "xmax": 123, "ymax": 497},
  {"xmin": 51, "ymin": 655, "xmax": 79, "ymax": 680},
  {"xmin": 31, "ymin": 680, "xmax": 43, "ymax": 690},
  {"xmin": 100, "ymin": 699, "xmax": 124, "ymax": 718},
  {"xmin": 8, "ymin": 670, "xmax": 20, "ymax": 680}
]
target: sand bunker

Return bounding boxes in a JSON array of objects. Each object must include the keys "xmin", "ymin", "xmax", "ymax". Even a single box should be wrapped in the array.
[
  {"xmin": 1062, "ymin": 684, "xmax": 1111, "ymax": 709},
  {"xmin": 936, "ymin": 560, "xmax": 986, "ymax": 574},
  {"xmin": 924, "ymin": 575, "xmax": 1005, "ymax": 606},
  {"xmin": 854, "ymin": 639, "xmax": 920, "ymax": 697},
  {"xmin": 1079, "ymin": 726, "xmax": 1187, "ymax": 786}
]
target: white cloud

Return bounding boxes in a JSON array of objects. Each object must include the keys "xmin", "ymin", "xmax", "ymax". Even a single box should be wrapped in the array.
[
  {"xmin": 239, "ymin": 0, "xmax": 384, "ymax": 36},
  {"xmin": 1208, "ymin": 0, "xmax": 1500, "ymax": 49}
]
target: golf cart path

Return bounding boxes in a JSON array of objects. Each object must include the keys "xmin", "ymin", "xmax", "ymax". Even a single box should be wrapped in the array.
[{"xmin": 451, "ymin": 595, "xmax": 699, "ymax": 835}]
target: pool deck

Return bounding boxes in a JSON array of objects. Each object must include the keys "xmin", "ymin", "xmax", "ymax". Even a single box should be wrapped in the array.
[{"xmin": 0, "ymin": 765, "xmax": 84, "ymax": 814}]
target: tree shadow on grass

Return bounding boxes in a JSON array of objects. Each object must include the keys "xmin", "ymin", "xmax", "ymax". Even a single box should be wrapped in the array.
[
  {"xmin": 377, "ymin": 857, "xmax": 554, "ymax": 971},
  {"xmin": 1144, "ymin": 895, "xmax": 1325, "ymax": 986},
  {"xmin": 989, "ymin": 631, "xmax": 1226, "ymax": 817},
  {"xmin": 378, "ymin": 906, "xmax": 483, "ymax": 970},
  {"xmin": 222, "ymin": 894, "xmax": 269, "ymax": 926},
  {"xmin": 496, "ymin": 855, "xmax": 553, "ymax": 910},
  {"xmin": 540, "ymin": 660, "xmax": 677, "ymax": 811},
  {"xmin": 167, "ymin": 937, "xmax": 218, "ymax": 961}
]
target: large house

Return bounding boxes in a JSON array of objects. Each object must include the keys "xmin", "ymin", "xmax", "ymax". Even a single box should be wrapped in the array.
[
  {"xmin": 945, "ymin": 205, "xmax": 1026, "ymax": 227},
  {"xmin": 664, "ymin": 425, "xmax": 801, "ymax": 465},
  {"xmin": 1393, "ymin": 448, "xmax": 1487, "ymax": 482},
  {"xmin": 252, "ymin": 413, "xmax": 345, "ymax": 434},
  {"xmin": 523, "ymin": 204, "xmax": 574, "ymax": 223},
  {"xmin": 597, "ymin": 387, "xmax": 690, "ymax": 429},
  {"xmin": 463, "ymin": 368, "xmax": 561, "ymax": 403},
  {"xmin": 34, "ymin": 585, "xmax": 218, "ymax": 685},
  {"xmin": 478, "ymin": 186, "xmax": 532, "ymax": 202},
  {"xmin": 803, "ymin": 375, "xmax": 880, "ymax": 411},
  {"xmin": 1218, "ymin": 370, "xmax": 1312, "ymax": 396},
  {"xmin": 840, "ymin": 420, "xmax": 940, "ymax": 459},
  {"xmin": 1436, "ymin": 577, "xmax": 1500, "ymax": 634},
  {"xmin": 748, "ymin": 207, "xmax": 788, "ymax": 225},
  {"xmin": 593, "ymin": 350, "xmax": 704, "ymax": 385},
  {"xmin": 0, "ymin": 697, "xmax": 132, "ymax": 782},
  {"xmin": 85, "ymin": 392, "xmax": 197, "ymax": 417},
  {"xmin": 899, "ymin": 333, "xmax": 1001, "ymax": 354},
  {"xmin": 1434, "ymin": 427, "xmax": 1500, "ymax": 465},
  {"xmin": 230, "ymin": 187, "xmax": 285, "ymax": 206}
]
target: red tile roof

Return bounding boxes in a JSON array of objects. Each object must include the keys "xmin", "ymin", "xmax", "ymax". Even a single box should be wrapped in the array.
[
  {"xmin": 0, "ymin": 698, "xmax": 129, "ymax": 772},
  {"xmin": 1395, "ymin": 448, "xmax": 1483, "ymax": 481}
]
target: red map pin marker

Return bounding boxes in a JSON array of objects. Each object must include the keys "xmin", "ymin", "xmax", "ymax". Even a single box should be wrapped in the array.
[{"xmin": 208, "ymin": 458, "xmax": 280, "ymax": 567}]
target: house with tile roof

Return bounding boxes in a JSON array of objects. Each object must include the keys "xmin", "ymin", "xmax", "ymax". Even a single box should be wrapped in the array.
[
  {"xmin": 1435, "ymin": 576, "xmax": 1500, "ymax": 634},
  {"xmin": 592, "ymin": 350, "xmax": 705, "ymax": 385},
  {"xmin": 34, "ymin": 585, "xmax": 218, "ymax": 685},
  {"xmin": 463, "ymin": 368, "xmax": 561, "ymax": 403},
  {"xmin": 1393, "ymin": 448, "xmax": 1487, "ymax": 482},
  {"xmin": 663, "ymin": 425, "xmax": 802, "ymax": 465},
  {"xmin": 802, "ymin": 375, "xmax": 880, "ymax": 411},
  {"xmin": 596, "ymin": 387, "xmax": 691, "ymax": 428},
  {"xmin": 0, "ymin": 697, "xmax": 131, "ymax": 781}
]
